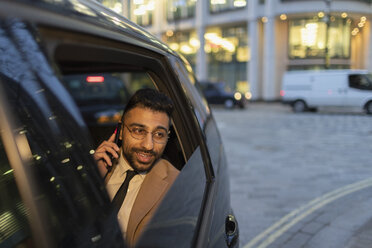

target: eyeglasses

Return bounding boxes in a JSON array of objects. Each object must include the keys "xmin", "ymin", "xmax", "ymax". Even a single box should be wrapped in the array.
[{"xmin": 124, "ymin": 124, "xmax": 169, "ymax": 144}]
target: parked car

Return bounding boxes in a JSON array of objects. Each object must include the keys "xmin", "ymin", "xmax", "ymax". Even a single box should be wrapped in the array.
[
  {"xmin": 281, "ymin": 69, "xmax": 372, "ymax": 114},
  {"xmin": 200, "ymin": 81, "xmax": 248, "ymax": 109},
  {"xmin": 0, "ymin": 0, "xmax": 238, "ymax": 248}
]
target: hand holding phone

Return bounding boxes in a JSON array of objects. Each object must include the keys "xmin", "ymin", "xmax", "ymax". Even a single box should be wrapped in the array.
[
  {"xmin": 106, "ymin": 122, "xmax": 122, "ymax": 173},
  {"xmin": 93, "ymin": 123, "xmax": 121, "ymax": 180}
]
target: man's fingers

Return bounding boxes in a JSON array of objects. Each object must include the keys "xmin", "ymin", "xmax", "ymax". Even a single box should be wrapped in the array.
[
  {"xmin": 93, "ymin": 132, "xmax": 121, "ymax": 173},
  {"xmin": 96, "ymin": 140, "xmax": 119, "ymax": 153},
  {"xmin": 108, "ymin": 132, "xmax": 116, "ymax": 142},
  {"xmin": 94, "ymin": 151, "xmax": 113, "ymax": 166},
  {"xmin": 107, "ymin": 132, "xmax": 120, "ymax": 151}
]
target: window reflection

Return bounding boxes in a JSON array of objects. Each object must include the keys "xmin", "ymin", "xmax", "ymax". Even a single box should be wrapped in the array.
[
  {"xmin": 0, "ymin": 140, "xmax": 32, "ymax": 247},
  {"xmin": 0, "ymin": 20, "xmax": 124, "ymax": 247}
]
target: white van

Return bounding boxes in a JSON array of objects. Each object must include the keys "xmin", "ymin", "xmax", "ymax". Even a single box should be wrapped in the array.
[{"xmin": 281, "ymin": 69, "xmax": 372, "ymax": 114}]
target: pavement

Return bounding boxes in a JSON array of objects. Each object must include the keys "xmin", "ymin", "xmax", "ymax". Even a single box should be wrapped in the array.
[{"xmin": 212, "ymin": 102, "xmax": 372, "ymax": 248}]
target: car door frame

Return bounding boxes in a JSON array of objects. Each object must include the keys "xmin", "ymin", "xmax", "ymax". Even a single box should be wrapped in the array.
[{"xmin": 38, "ymin": 26, "xmax": 217, "ymax": 246}]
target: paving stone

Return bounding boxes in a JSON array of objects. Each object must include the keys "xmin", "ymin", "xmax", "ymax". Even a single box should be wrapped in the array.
[
  {"xmin": 213, "ymin": 103, "xmax": 372, "ymax": 246},
  {"xmin": 301, "ymin": 221, "xmax": 326, "ymax": 235},
  {"xmin": 282, "ymin": 232, "xmax": 312, "ymax": 248}
]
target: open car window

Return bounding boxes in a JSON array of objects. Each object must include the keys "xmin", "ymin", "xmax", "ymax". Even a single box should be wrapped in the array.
[{"xmin": 59, "ymin": 71, "xmax": 186, "ymax": 171}]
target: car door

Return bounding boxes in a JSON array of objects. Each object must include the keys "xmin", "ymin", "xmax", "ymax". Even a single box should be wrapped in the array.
[
  {"xmin": 159, "ymin": 57, "xmax": 238, "ymax": 248},
  {"xmin": 0, "ymin": 20, "xmax": 124, "ymax": 248},
  {"xmin": 311, "ymin": 74, "xmax": 345, "ymax": 106},
  {"xmin": 37, "ymin": 25, "xmax": 219, "ymax": 247}
]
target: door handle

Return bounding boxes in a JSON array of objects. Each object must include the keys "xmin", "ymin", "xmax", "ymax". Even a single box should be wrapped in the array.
[{"xmin": 225, "ymin": 215, "xmax": 239, "ymax": 248}]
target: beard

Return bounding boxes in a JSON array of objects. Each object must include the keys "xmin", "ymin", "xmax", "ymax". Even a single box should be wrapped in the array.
[{"xmin": 122, "ymin": 146, "xmax": 160, "ymax": 173}]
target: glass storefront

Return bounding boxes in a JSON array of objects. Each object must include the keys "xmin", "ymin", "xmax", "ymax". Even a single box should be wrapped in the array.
[
  {"xmin": 210, "ymin": 0, "xmax": 247, "ymax": 13},
  {"xmin": 205, "ymin": 25, "xmax": 248, "ymax": 92},
  {"xmin": 288, "ymin": 16, "xmax": 351, "ymax": 59},
  {"xmin": 131, "ymin": 0, "xmax": 154, "ymax": 26},
  {"xmin": 163, "ymin": 30, "xmax": 198, "ymax": 71},
  {"xmin": 166, "ymin": 0, "xmax": 196, "ymax": 21}
]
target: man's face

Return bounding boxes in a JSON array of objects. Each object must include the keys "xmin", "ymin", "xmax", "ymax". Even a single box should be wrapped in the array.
[{"xmin": 121, "ymin": 106, "xmax": 169, "ymax": 172}]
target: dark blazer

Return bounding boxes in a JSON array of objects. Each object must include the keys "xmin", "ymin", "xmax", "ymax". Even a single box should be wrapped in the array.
[{"xmin": 125, "ymin": 159, "xmax": 179, "ymax": 247}]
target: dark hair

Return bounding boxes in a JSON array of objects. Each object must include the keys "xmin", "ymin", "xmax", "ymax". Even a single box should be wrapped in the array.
[{"xmin": 122, "ymin": 88, "xmax": 174, "ymax": 120}]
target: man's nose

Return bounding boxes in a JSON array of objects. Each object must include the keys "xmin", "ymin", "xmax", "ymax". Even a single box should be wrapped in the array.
[{"xmin": 140, "ymin": 133, "xmax": 154, "ymax": 150}]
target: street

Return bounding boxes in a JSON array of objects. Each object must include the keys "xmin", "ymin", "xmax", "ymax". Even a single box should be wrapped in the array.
[{"xmin": 213, "ymin": 103, "xmax": 372, "ymax": 248}]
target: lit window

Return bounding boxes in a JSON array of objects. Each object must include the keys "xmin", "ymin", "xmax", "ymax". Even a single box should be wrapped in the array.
[
  {"xmin": 131, "ymin": 0, "xmax": 154, "ymax": 26},
  {"xmin": 210, "ymin": 0, "xmax": 246, "ymax": 13},
  {"xmin": 205, "ymin": 25, "xmax": 248, "ymax": 93},
  {"xmin": 100, "ymin": 0, "xmax": 123, "ymax": 14},
  {"xmin": 288, "ymin": 17, "xmax": 351, "ymax": 59},
  {"xmin": 162, "ymin": 30, "xmax": 198, "ymax": 70},
  {"xmin": 167, "ymin": 0, "xmax": 196, "ymax": 21}
]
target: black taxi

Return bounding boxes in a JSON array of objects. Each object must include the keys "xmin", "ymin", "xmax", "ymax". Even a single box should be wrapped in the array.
[{"xmin": 0, "ymin": 0, "xmax": 239, "ymax": 247}]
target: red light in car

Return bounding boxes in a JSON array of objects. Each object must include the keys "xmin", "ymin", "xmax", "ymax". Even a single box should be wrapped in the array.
[
  {"xmin": 86, "ymin": 76, "xmax": 104, "ymax": 83},
  {"xmin": 280, "ymin": 90, "xmax": 285, "ymax": 96}
]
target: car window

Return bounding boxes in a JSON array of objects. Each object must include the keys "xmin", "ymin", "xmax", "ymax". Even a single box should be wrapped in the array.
[
  {"xmin": 61, "ymin": 72, "xmax": 154, "ymax": 146},
  {"xmin": 0, "ymin": 20, "xmax": 124, "ymax": 247},
  {"xmin": 0, "ymin": 139, "xmax": 32, "ymax": 247},
  {"xmin": 349, "ymin": 74, "xmax": 372, "ymax": 90},
  {"xmin": 59, "ymin": 70, "xmax": 186, "ymax": 170}
]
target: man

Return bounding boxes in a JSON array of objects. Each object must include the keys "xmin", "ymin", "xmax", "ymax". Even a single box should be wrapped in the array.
[{"xmin": 94, "ymin": 88, "xmax": 179, "ymax": 247}]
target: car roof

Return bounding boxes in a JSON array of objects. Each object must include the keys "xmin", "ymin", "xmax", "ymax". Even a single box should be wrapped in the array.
[{"xmin": 0, "ymin": 0, "xmax": 177, "ymax": 57}]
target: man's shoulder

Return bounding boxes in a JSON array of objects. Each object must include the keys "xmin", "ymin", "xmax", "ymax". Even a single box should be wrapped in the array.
[
  {"xmin": 157, "ymin": 159, "xmax": 180, "ymax": 179},
  {"xmin": 160, "ymin": 158, "xmax": 180, "ymax": 173}
]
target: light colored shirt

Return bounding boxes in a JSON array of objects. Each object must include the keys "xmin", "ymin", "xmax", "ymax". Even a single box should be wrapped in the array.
[{"xmin": 106, "ymin": 151, "xmax": 146, "ymax": 237}]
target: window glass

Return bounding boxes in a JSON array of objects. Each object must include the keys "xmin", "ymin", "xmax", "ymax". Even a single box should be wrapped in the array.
[
  {"xmin": 136, "ymin": 147, "xmax": 206, "ymax": 248},
  {"xmin": 172, "ymin": 57, "xmax": 209, "ymax": 130},
  {"xmin": 0, "ymin": 20, "xmax": 124, "ymax": 247},
  {"xmin": 210, "ymin": 0, "xmax": 246, "ymax": 13},
  {"xmin": 349, "ymin": 74, "xmax": 372, "ymax": 90},
  {"xmin": 205, "ymin": 25, "xmax": 249, "ymax": 94},
  {"xmin": 0, "ymin": 139, "xmax": 32, "ymax": 247},
  {"xmin": 131, "ymin": 0, "xmax": 153, "ymax": 26},
  {"xmin": 167, "ymin": 0, "xmax": 196, "ymax": 21},
  {"xmin": 163, "ymin": 30, "xmax": 198, "ymax": 71},
  {"xmin": 288, "ymin": 17, "xmax": 351, "ymax": 59}
]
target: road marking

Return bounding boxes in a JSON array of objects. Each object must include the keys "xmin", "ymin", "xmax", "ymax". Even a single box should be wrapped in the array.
[{"xmin": 244, "ymin": 177, "xmax": 372, "ymax": 248}]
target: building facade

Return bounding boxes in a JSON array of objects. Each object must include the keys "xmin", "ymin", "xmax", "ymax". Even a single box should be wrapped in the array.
[{"xmin": 100, "ymin": 0, "xmax": 372, "ymax": 101}]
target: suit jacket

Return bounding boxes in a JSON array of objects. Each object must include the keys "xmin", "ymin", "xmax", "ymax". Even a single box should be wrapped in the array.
[{"xmin": 125, "ymin": 158, "xmax": 179, "ymax": 247}]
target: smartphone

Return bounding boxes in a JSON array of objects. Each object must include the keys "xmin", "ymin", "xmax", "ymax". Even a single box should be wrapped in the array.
[{"xmin": 105, "ymin": 122, "xmax": 122, "ymax": 177}]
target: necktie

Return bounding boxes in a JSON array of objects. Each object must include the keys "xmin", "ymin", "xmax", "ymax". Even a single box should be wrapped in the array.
[{"xmin": 112, "ymin": 170, "xmax": 137, "ymax": 213}]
